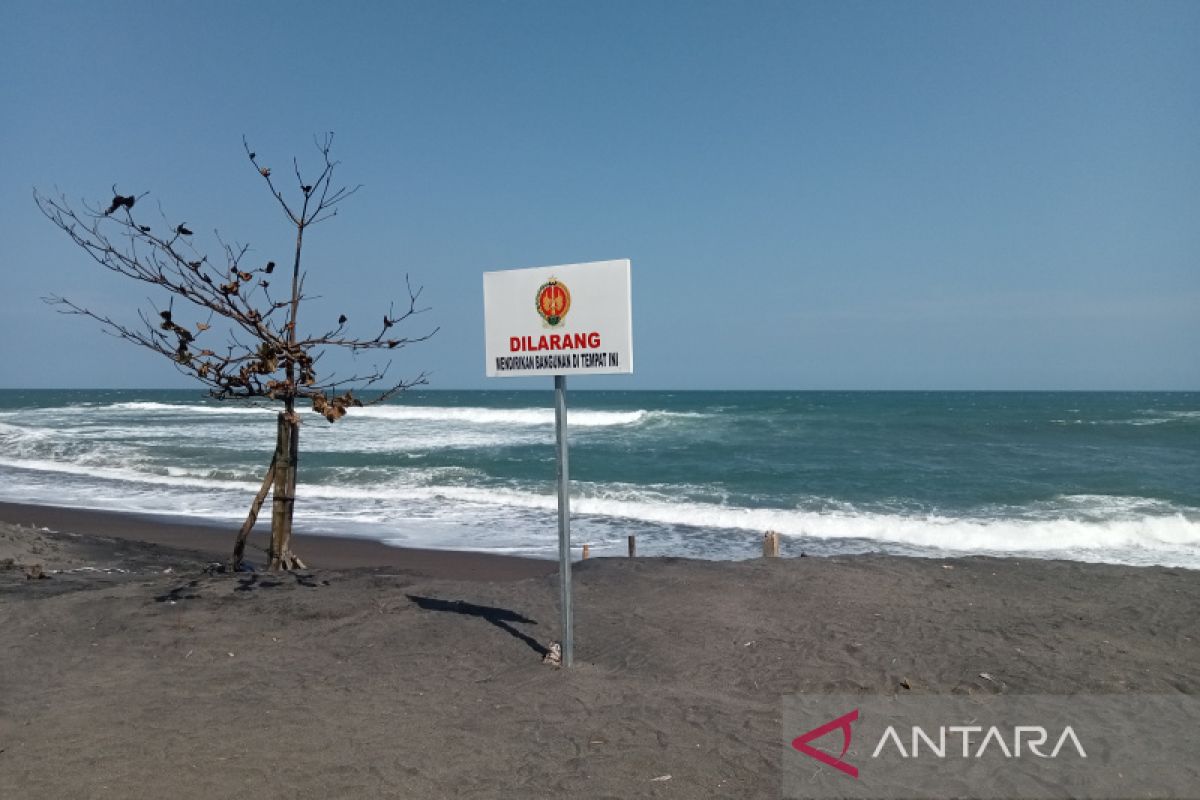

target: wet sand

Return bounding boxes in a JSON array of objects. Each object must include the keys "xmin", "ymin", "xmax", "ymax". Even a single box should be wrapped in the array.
[
  {"xmin": 1, "ymin": 506, "xmax": 1198, "ymax": 798},
  {"xmin": 0, "ymin": 501, "xmax": 555, "ymax": 581}
]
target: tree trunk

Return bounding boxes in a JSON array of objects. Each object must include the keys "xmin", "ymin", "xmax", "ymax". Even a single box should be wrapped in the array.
[
  {"xmin": 284, "ymin": 415, "xmax": 300, "ymax": 562},
  {"xmin": 268, "ymin": 184, "xmax": 308, "ymax": 572},
  {"xmin": 268, "ymin": 412, "xmax": 305, "ymax": 570},
  {"xmin": 230, "ymin": 455, "xmax": 276, "ymax": 571}
]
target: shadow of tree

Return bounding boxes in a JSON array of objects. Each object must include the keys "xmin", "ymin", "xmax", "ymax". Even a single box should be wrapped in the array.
[
  {"xmin": 155, "ymin": 579, "xmax": 201, "ymax": 603},
  {"xmin": 235, "ymin": 572, "xmax": 324, "ymax": 592},
  {"xmin": 406, "ymin": 595, "xmax": 548, "ymax": 657}
]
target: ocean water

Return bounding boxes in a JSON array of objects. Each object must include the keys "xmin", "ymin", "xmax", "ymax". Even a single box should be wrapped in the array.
[{"xmin": 0, "ymin": 389, "xmax": 1197, "ymax": 568}]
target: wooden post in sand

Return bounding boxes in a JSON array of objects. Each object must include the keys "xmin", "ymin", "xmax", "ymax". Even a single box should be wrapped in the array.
[
  {"xmin": 763, "ymin": 530, "xmax": 781, "ymax": 558},
  {"xmin": 627, "ymin": 535, "xmax": 636, "ymax": 557},
  {"xmin": 581, "ymin": 543, "xmax": 590, "ymax": 559}
]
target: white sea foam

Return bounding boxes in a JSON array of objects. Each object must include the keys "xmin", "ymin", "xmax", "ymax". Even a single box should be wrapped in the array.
[
  {"xmin": 0, "ymin": 421, "xmax": 53, "ymax": 440},
  {"xmin": 1136, "ymin": 409, "xmax": 1200, "ymax": 419},
  {"xmin": 109, "ymin": 401, "xmax": 276, "ymax": 416},
  {"xmin": 262, "ymin": 483, "xmax": 1200, "ymax": 563},
  {"xmin": 1051, "ymin": 408, "xmax": 1200, "ymax": 427},
  {"xmin": 100, "ymin": 400, "xmax": 701, "ymax": 428},
  {"xmin": 0, "ymin": 456, "xmax": 263, "ymax": 491},
  {"xmin": 344, "ymin": 405, "xmax": 648, "ymax": 427},
  {"xmin": 1, "ymin": 452, "xmax": 1197, "ymax": 566},
  {"xmin": 1127, "ymin": 409, "xmax": 1200, "ymax": 426}
]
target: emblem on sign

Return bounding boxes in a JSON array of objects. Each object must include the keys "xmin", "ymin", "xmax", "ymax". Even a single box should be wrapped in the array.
[{"xmin": 535, "ymin": 278, "xmax": 571, "ymax": 327}]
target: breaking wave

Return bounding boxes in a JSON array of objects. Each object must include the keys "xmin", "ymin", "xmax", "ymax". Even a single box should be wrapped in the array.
[
  {"xmin": 0, "ymin": 449, "xmax": 1196, "ymax": 568},
  {"xmin": 102, "ymin": 401, "xmax": 696, "ymax": 428}
]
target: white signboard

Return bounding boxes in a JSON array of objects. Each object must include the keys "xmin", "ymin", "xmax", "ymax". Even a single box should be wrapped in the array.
[{"xmin": 483, "ymin": 259, "xmax": 633, "ymax": 378}]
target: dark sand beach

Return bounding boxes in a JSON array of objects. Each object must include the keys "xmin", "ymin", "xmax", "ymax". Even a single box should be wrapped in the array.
[{"xmin": 2, "ymin": 506, "xmax": 1198, "ymax": 799}]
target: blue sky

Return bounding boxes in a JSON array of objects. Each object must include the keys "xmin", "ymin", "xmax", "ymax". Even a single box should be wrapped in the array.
[{"xmin": 2, "ymin": 1, "xmax": 1197, "ymax": 390}]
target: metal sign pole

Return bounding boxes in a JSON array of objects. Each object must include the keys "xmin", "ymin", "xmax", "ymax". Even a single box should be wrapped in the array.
[{"xmin": 554, "ymin": 374, "xmax": 574, "ymax": 667}]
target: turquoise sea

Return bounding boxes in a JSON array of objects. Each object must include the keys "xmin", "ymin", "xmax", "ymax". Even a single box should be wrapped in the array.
[{"xmin": 0, "ymin": 390, "xmax": 1197, "ymax": 567}]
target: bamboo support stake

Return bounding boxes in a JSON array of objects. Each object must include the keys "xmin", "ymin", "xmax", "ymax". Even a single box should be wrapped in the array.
[{"xmin": 231, "ymin": 455, "xmax": 277, "ymax": 570}]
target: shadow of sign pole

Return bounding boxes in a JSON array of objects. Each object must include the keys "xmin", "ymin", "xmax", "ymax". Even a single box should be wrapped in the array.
[{"xmin": 554, "ymin": 374, "xmax": 574, "ymax": 667}]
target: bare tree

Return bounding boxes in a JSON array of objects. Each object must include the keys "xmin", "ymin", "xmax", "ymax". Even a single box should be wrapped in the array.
[{"xmin": 34, "ymin": 134, "xmax": 435, "ymax": 571}]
